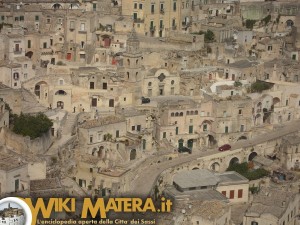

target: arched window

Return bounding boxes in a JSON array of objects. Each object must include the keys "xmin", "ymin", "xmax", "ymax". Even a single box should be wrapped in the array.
[
  {"xmin": 127, "ymin": 59, "xmax": 130, "ymax": 66},
  {"xmin": 180, "ymin": 112, "xmax": 183, "ymax": 116},
  {"xmin": 195, "ymin": 110, "xmax": 198, "ymax": 115},
  {"xmin": 190, "ymin": 111, "xmax": 194, "ymax": 115},
  {"xmin": 187, "ymin": 111, "xmax": 190, "ymax": 115},
  {"xmin": 175, "ymin": 112, "xmax": 179, "ymax": 117},
  {"xmin": 55, "ymin": 90, "xmax": 67, "ymax": 95},
  {"xmin": 148, "ymin": 82, "xmax": 152, "ymax": 86},
  {"xmin": 171, "ymin": 113, "xmax": 174, "ymax": 117},
  {"xmin": 171, "ymin": 80, "xmax": 175, "ymax": 85}
]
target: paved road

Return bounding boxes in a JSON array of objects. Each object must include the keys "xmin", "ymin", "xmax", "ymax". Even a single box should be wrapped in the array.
[{"xmin": 129, "ymin": 120, "xmax": 300, "ymax": 196}]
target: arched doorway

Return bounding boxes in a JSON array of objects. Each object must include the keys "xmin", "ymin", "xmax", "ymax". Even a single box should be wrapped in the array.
[
  {"xmin": 187, "ymin": 139, "xmax": 193, "ymax": 149},
  {"xmin": 208, "ymin": 135, "xmax": 217, "ymax": 146},
  {"xmin": 34, "ymin": 81, "xmax": 48, "ymax": 99},
  {"xmin": 210, "ymin": 162, "xmax": 220, "ymax": 172},
  {"xmin": 25, "ymin": 51, "xmax": 33, "ymax": 59},
  {"xmin": 263, "ymin": 108, "xmax": 271, "ymax": 123},
  {"xmin": 130, "ymin": 149, "xmax": 136, "ymax": 160},
  {"xmin": 248, "ymin": 152, "xmax": 258, "ymax": 161},
  {"xmin": 286, "ymin": 19, "xmax": 294, "ymax": 28},
  {"xmin": 98, "ymin": 146, "xmax": 104, "ymax": 159},
  {"xmin": 52, "ymin": 3, "xmax": 62, "ymax": 9},
  {"xmin": 57, "ymin": 101, "xmax": 64, "ymax": 109},
  {"xmin": 178, "ymin": 139, "xmax": 184, "ymax": 148},
  {"xmin": 229, "ymin": 157, "xmax": 239, "ymax": 166}
]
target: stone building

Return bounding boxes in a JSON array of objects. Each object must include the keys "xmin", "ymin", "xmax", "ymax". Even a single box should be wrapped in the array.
[
  {"xmin": 164, "ymin": 169, "xmax": 249, "ymax": 203},
  {"xmin": 243, "ymin": 187, "xmax": 300, "ymax": 225},
  {"xmin": 0, "ymin": 148, "xmax": 46, "ymax": 195},
  {"xmin": 0, "ymin": 100, "xmax": 9, "ymax": 129},
  {"xmin": 280, "ymin": 135, "xmax": 300, "ymax": 170}
]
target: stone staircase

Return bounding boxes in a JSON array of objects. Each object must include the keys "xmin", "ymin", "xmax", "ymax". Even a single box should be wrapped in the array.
[
  {"xmin": 62, "ymin": 113, "xmax": 77, "ymax": 136},
  {"xmin": 46, "ymin": 113, "xmax": 78, "ymax": 156}
]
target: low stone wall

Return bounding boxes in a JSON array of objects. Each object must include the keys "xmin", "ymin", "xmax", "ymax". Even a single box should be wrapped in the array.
[{"xmin": 0, "ymin": 127, "xmax": 53, "ymax": 155}]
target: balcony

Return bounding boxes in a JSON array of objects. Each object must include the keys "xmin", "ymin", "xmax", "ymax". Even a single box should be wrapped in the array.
[
  {"xmin": 172, "ymin": 25, "xmax": 177, "ymax": 30},
  {"xmin": 160, "ymin": 9, "xmax": 164, "ymax": 14},
  {"xmin": 78, "ymin": 30, "xmax": 87, "ymax": 34},
  {"xmin": 133, "ymin": 18, "xmax": 144, "ymax": 23},
  {"xmin": 159, "ymin": 25, "xmax": 164, "ymax": 30},
  {"xmin": 182, "ymin": 22, "xmax": 191, "ymax": 28},
  {"xmin": 13, "ymin": 48, "xmax": 22, "ymax": 54}
]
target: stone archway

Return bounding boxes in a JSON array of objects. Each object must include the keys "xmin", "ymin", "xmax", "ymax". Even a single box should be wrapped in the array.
[
  {"xmin": 229, "ymin": 157, "xmax": 239, "ymax": 166},
  {"xmin": 192, "ymin": 167, "xmax": 199, "ymax": 170},
  {"xmin": 248, "ymin": 152, "xmax": 258, "ymax": 161},
  {"xmin": 25, "ymin": 51, "xmax": 33, "ymax": 59},
  {"xmin": 237, "ymin": 136, "xmax": 247, "ymax": 141},
  {"xmin": 210, "ymin": 162, "xmax": 220, "ymax": 172},
  {"xmin": 34, "ymin": 81, "xmax": 48, "ymax": 99}
]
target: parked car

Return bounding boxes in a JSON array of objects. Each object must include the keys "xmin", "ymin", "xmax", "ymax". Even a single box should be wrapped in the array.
[
  {"xmin": 141, "ymin": 97, "xmax": 150, "ymax": 104},
  {"xmin": 218, "ymin": 144, "xmax": 231, "ymax": 151},
  {"xmin": 178, "ymin": 146, "xmax": 192, "ymax": 154}
]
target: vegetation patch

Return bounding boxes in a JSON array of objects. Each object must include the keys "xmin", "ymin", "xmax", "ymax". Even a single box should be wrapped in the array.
[
  {"xmin": 12, "ymin": 113, "xmax": 53, "ymax": 139},
  {"xmin": 250, "ymin": 81, "xmax": 273, "ymax": 93},
  {"xmin": 226, "ymin": 162, "xmax": 269, "ymax": 181}
]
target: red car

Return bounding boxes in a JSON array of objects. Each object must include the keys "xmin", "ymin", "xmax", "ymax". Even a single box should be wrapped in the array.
[{"xmin": 219, "ymin": 144, "xmax": 231, "ymax": 151}]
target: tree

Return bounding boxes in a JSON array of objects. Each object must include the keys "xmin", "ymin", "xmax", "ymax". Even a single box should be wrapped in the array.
[
  {"xmin": 205, "ymin": 30, "xmax": 215, "ymax": 42},
  {"xmin": 12, "ymin": 113, "xmax": 53, "ymax": 139},
  {"xmin": 251, "ymin": 81, "xmax": 273, "ymax": 93},
  {"xmin": 245, "ymin": 20, "xmax": 257, "ymax": 29}
]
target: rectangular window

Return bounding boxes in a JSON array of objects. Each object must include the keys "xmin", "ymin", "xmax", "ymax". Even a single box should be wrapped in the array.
[
  {"xmin": 286, "ymin": 99, "xmax": 289, "ymax": 106},
  {"xmin": 238, "ymin": 189, "xmax": 243, "ymax": 198},
  {"xmin": 103, "ymin": 83, "xmax": 107, "ymax": 89},
  {"xmin": 78, "ymin": 179, "xmax": 86, "ymax": 188},
  {"xmin": 90, "ymin": 136, "xmax": 93, "ymax": 143},
  {"xmin": 239, "ymin": 109, "xmax": 242, "ymax": 115},
  {"xmin": 173, "ymin": 2, "xmax": 176, "ymax": 11},
  {"xmin": 80, "ymin": 23, "xmax": 85, "ymax": 31},
  {"xmin": 163, "ymin": 132, "xmax": 166, "ymax": 138},
  {"xmin": 43, "ymin": 42, "xmax": 47, "ymax": 48},
  {"xmin": 139, "ymin": 4, "xmax": 143, "ymax": 9},
  {"xmin": 15, "ymin": 17, "xmax": 19, "ymax": 21},
  {"xmin": 137, "ymin": 125, "xmax": 141, "ymax": 131},
  {"xmin": 240, "ymin": 125, "xmax": 245, "ymax": 132},
  {"xmin": 134, "ymin": 3, "xmax": 137, "ymax": 9},
  {"xmin": 225, "ymin": 126, "xmax": 229, "ymax": 133},
  {"xmin": 203, "ymin": 124, "xmax": 207, "ymax": 131},
  {"xmin": 93, "ymin": 3, "xmax": 96, "ymax": 10},
  {"xmin": 151, "ymin": 4, "xmax": 155, "ymax": 13},
  {"xmin": 176, "ymin": 127, "xmax": 179, "ymax": 135},
  {"xmin": 70, "ymin": 21, "xmax": 75, "ymax": 29},
  {"xmin": 20, "ymin": 16, "xmax": 24, "ymax": 21},
  {"xmin": 229, "ymin": 190, "xmax": 234, "ymax": 199},
  {"xmin": 221, "ymin": 191, "xmax": 226, "ymax": 197},
  {"xmin": 116, "ymin": 130, "xmax": 119, "ymax": 138},
  {"xmin": 132, "ymin": 126, "xmax": 135, "ymax": 131},
  {"xmin": 189, "ymin": 125, "xmax": 193, "ymax": 134},
  {"xmin": 35, "ymin": 15, "xmax": 39, "ymax": 21}
]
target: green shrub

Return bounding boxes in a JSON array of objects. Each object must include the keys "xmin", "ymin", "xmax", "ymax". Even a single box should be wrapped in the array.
[
  {"xmin": 245, "ymin": 20, "xmax": 257, "ymax": 29},
  {"xmin": 251, "ymin": 81, "xmax": 273, "ymax": 93},
  {"xmin": 227, "ymin": 162, "xmax": 269, "ymax": 181},
  {"xmin": 13, "ymin": 113, "xmax": 53, "ymax": 139}
]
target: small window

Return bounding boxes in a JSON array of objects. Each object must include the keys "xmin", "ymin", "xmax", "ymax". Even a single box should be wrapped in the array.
[
  {"xmin": 139, "ymin": 4, "xmax": 143, "ymax": 9},
  {"xmin": 35, "ymin": 15, "xmax": 39, "ymax": 21},
  {"xmin": 239, "ymin": 109, "xmax": 242, "ymax": 115},
  {"xmin": 134, "ymin": 3, "xmax": 137, "ymax": 9},
  {"xmin": 132, "ymin": 126, "xmax": 135, "ymax": 131}
]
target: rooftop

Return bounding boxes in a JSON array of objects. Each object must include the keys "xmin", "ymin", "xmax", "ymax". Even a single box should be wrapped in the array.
[
  {"xmin": 173, "ymin": 169, "xmax": 220, "ymax": 189},
  {"xmin": 30, "ymin": 178, "xmax": 62, "ymax": 191},
  {"xmin": 245, "ymin": 187, "xmax": 298, "ymax": 218},
  {"xmin": 228, "ymin": 59, "xmax": 260, "ymax": 69},
  {"xmin": 80, "ymin": 116, "xmax": 125, "ymax": 129},
  {"xmin": 164, "ymin": 186, "xmax": 228, "ymax": 202},
  {"xmin": 217, "ymin": 171, "xmax": 249, "ymax": 185}
]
